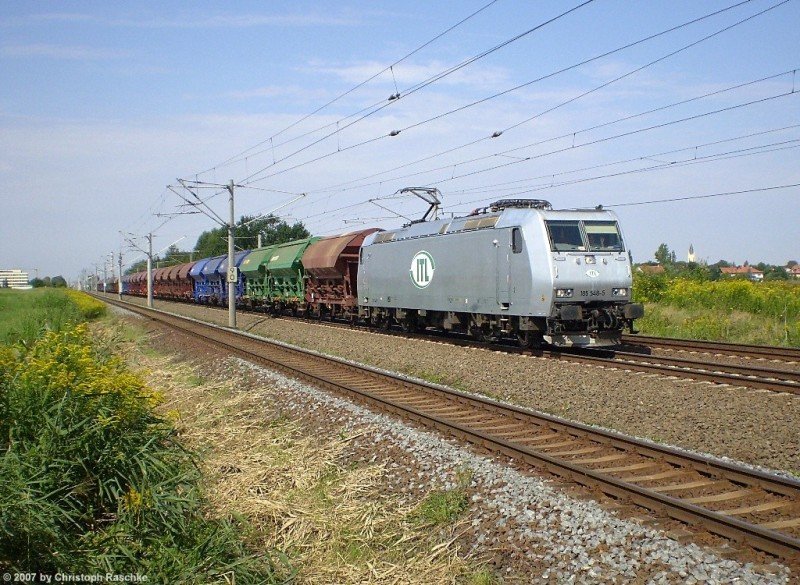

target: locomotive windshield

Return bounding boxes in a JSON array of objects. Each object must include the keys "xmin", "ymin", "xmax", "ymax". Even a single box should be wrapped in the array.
[
  {"xmin": 546, "ymin": 220, "xmax": 585, "ymax": 252},
  {"xmin": 546, "ymin": 219, "xmax": 624, "ymax": 252},
  {"xmin": 585, "ymin": 221, "xmax": 623, "ymax": 252}
]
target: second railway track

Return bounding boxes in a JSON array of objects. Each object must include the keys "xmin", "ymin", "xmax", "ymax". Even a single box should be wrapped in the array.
[
  {"xmin": 622, "ymin": 334, "xmax": 800, "ymax": 363},
  {"xmin": 103, "ymin": 296, "xmax": 800, "ymax": 560}
]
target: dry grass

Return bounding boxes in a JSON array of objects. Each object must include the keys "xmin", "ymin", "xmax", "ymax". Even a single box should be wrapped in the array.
[{"xmin": 133, "ymin": 341, "xmax": 488, "ymax": 584}]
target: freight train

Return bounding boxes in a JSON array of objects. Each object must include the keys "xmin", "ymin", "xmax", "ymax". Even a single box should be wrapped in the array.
[{"xmin": 109, "ymin": 199, "xmax": 643, "ymax": 347}]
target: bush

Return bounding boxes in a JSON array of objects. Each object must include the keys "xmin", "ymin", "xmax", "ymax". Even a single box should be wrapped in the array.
[
  {"xmin": 0, "ymin": 325, "xmax": 278, "ymax": 580},
  {"xmin": 634, "ymin": 274, "xmax": 800, "ymax": 320},
  {"xmin": 64, "ymin": 290, "xmax": 107, "ymax": 320}
]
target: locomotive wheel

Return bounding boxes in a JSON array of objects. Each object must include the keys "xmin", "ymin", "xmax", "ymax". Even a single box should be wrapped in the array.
[
  {"xmin": 517, "ymin": 331, "xmax": 541, "ymax": 349},
  {"xmin": 470, "ymin": 326, "xmax": 492, "ymax": 343},
  {"xmin": 400, "ymin": 316, "xmax": 417, "ymax": 333}
]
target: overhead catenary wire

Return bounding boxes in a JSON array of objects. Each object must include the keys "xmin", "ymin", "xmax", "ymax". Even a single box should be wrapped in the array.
[
  {"xmin": 447, "ymin": 140, "xmax": 800, "ymax": 208},
  {"xmin": 236, "ymin": 0, "xmax": 597, "ymax": 185},
  {"xmin": 191, "ymin": 0, "xmax": 502, "ymax": 177},
  {"xmin": 288, "ymin": 123, "xmax": 800, "ymax": 228},
  {"xmin": 285, "ymin": 70, "xmax": 798, "ymax": 216},
  {"xmin": 305, "ymin": 1, "xmax": 790, "ymax": 196},
  {"xmin": 604, "ymin": 182, "xmax": 800, "ymax": 207},
  {"xmin": 316, "ymin": 85, "xmax": 796, "ymax": 196},
  {"xmin": 434, "ymin": 90, "xmax": 798, "ymax": 185},
  {"xmin": 446, "ymin": 124, "xmax": 800, "ymax": 193}
]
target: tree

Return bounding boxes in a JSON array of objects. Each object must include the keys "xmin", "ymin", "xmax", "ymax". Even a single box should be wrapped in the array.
[
  {"xmin": 30, "ymin": 278, "xmax": 45, "ymax": 288},
  {"xmin": 51, "ymin": 275, "xmax": 67, "ymax": 288},
  {"xmin": 193, "ymin": 215, "xmax": 310, "ymax": 258},
  {"xmin": 654, "ymin": 243, "xmax": 676, "ymax": 266},
  {"xmin": 788, "ymin": 260, "xmax": 798, "ymax": 268},
  {"xmin": 764, "ymin": 266, "xmax": 789, "ymax": 281}
]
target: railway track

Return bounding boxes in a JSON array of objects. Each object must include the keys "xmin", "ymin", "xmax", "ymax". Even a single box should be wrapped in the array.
[
  {"xmin": 622, "ymin": 334, "xmax": 800, "ymax": 363},
  {"xmin": 270, "ymin": 313, "xmax": 800, "ymax": 394},
  {"xmin": 104, "ymin": 293, "xmax": 800, "ymax": 395},
  {"xmin": 103, "ymin": 296, "xmax": 800, "ymax": 560},
  {"xmin": 578, "ymin": 348, "xmax": 800, "ymax": 394}
]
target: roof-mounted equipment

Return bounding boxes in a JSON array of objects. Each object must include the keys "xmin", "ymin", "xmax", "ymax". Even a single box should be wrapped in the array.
[
  {"xmin": 469, "ymin": 199, "xmax": 552, "ymax": 215},
  {"xmin": 399, "ymin": 187, "xmax": 442, "ymax": 224},
  {"xmin": 489, "ymin": 199, "xmax": 552, "ymax": 210}
]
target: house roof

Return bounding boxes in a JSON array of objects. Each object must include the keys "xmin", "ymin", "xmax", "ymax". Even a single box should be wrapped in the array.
[
  {"xmin": 637, "ymin": 264, "xmax": 665, "ymax": 274},
  {"xmin": 721, "ymin": 266, "xmax": 763, "ymax": 275}
]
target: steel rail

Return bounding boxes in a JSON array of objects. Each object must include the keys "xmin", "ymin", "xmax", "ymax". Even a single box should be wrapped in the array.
[
  {"xmin": 623, "ymin": 334, "xmax": 800, "ymax": 362},
  {"xmin": 101, "ymin": 296, "xmax": 800, "ymax": 559}
]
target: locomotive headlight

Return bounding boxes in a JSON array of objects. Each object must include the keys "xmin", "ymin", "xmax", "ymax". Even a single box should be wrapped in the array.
[
  {"xmin": 612, "ymin": 288, "xmax": 628, "ymax": 297},
  {"xmin": 585, "ymin": 255, "xmax": 596, "ymax": 264},
  {"xmin": 556, "ymin": 288, "xmax": 573, "ymax": 298}
]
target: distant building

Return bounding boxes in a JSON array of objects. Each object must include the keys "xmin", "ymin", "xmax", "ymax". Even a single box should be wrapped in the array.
[
  {"xmin": 0, "ymin": 269, "xmax": 32, "ymax": 289},
  {"xmin": 687, "ymin": 244, "xmax": 696, "ymax": 263},
  {"xmin": 788, "ymin": 265, "xmax": 800, "ymax": 279},
  {"xmin": 720, "ymin": 265, "xmax": 764, "ymax": 281},
  {"xmin": 637, "ymin": 264, "xmax": 666, "ymax": 275}
]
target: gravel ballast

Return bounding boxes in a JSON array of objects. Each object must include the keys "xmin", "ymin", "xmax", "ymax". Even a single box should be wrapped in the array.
[{"xmin": 226, "ymin": 355, "xmax": 791, "ymax": 583}]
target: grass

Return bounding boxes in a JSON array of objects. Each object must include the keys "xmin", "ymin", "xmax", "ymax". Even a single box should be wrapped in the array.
[
  {"xmin": 636, "ymin": 303, "xmax": 797, "ymax": 346},
  {"xmin": 413, "ymin": 489, "xmax": 469, "ymax": 525},
  {"xmin": 412, "ymin": 466, "xmax": 472, "ymax": 526},
  {"xmin": 416, "ymin": 370, "xmax": 470, "ymax": 392},
  {"xmin": 143, "ymin": 337, "xmax": 495, "ymax": 584},
  {"xmin": 0, "ymin": 288, "xmax": 104, "ymax": 346},
  {"xmin": 0, "ymin": 290, "xmax": 278, "ymax": 580}
]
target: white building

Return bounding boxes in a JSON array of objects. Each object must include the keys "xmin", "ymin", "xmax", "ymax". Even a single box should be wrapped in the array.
[
  {"xmin": 0, "ymin": 269, "xmax": 32, "ymax": 289},
  {"xmin": 687, "ymin": 244, "xmax": 696, "ymax": 263}
]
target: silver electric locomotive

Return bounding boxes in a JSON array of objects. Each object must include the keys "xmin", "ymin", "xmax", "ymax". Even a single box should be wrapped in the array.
[{"xmin": 357, "ymin": 199, "xmax": 643, "ymax": 347}]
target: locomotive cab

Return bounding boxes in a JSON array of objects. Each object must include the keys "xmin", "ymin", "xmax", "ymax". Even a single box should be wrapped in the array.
[{"xmin": 542, "ymin": 213, "xmax": 643, "ymax": 346}]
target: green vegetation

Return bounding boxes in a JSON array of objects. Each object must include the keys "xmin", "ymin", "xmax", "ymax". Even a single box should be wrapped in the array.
[
  {"xmin": 0, "ymin": 288, "xmax": 105, "ymax": 347},
  {"xmin": 633, "ymin": 274, "xmax": 799, "ymax": 346},
  {"xmin": 29, "ymin": 275, "xmax": 68, "ymax": 288},
  {"xmin": 412, "ymin": 468, "xmax": 472, "ymax": 526},
  {"xmin": 0, "ymin": 289, "xmax": 279, "ymax": 580},
  {"xmin": 124, "ymin": 215, "xmax": 310, "ymax": 274},
  {"xmin": 413, "ymin": 488, "xmax": 469, "ymax": 525},
  {"xmin": 193, "ymin": 214, "xmax": 309, "ymax": 259}
]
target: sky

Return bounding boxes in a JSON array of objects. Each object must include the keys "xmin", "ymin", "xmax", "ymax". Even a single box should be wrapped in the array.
[{"xmin": 0, "ymin": 0, "xmax": 798, "ymax": 280}]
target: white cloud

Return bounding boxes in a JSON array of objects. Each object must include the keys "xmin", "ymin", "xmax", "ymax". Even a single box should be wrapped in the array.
[
  {"xmin": 224, "ymin": 85, "xmax": 333, "ymax": 102},
  {"xmin": 8, "ymin": 11, "xmax": 358, "ymax": 29},
  {"xmin": 0, "ymin": 43, "xmax": 130, "ymax": 60},
  {"xmin": 308, "ymin": 59, "xmax": 511, "ymax": 90}
]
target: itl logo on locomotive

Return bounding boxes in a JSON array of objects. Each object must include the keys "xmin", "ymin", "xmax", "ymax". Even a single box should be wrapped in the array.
[{"xmin": 409, "ymin": 251, "xmax": 435, "ymax": 289}]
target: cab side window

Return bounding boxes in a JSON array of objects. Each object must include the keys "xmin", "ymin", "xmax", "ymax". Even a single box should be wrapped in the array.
[{"xmin": 512, "ymin": 228, "xmax": 523, "ymax": 253}]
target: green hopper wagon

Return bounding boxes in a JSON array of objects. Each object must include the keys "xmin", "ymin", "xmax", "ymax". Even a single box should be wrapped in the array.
[
  {"xmin": 240, "ymin": 245, "xmax": 277, "ymax": 306},
  {"xmin": 262, "ymin": 237, "xmax": 320, "ymax": 308}
]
